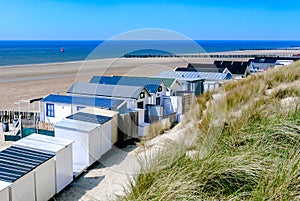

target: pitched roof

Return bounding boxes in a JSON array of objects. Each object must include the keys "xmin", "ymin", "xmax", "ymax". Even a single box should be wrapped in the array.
[
  {"xmin": 157, "ymin": 71, "xmax": 230, "ymax": 81},
  {"xmin": 42, "ymin": 94, "xmax": 124, "ymax": 110},
  {"xmin": 66, "ymin": 112, "xmax": 112, "ymax": 124},
  {"xmin": 254, "ymin": 56, "xmax": 300, "ymax": 61},
  {"xmin": 186, "ymin": 63, "xmax": 220, "ymax": 71},
  {"xmin": 0, "ymin": 146, "xmax": 54, "ymax": 183},
  {"xmin": 249, "ymin": 58, "xmax": 277, "ymax": 64},
  {"xmin": 156, "ymin": 77, "xmax": 178, "ymax": 88},
  {"xmin": 249, "ymin": 62, "xmax": 275, "ymax": 71},
  {"xmin": 67, "ymin": 82, "xmax": 149, "ymax": 99},
  {"xmin": 90, "ymin": 76, "xmax": 163, "ymax": 93},
  {"xmin": 186, "ymin": 62, "xmax": 249, "ymax": 75}
]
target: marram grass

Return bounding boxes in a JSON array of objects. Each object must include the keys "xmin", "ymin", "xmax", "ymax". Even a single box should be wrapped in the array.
[{"xmin": 121, "ymin": 62, "xmax": 300, "ymax": 201}]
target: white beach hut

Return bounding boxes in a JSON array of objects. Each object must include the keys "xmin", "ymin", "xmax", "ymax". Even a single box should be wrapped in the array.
[
  {"xmin": 14, "ymin": 134, "xmax": 74, "ymax": 193},
  {"xmin": 0, "ymin": 146, "xmax": 55, "ymax": 201},
  {"xmin": 81, "ymin": 107, "xmax": 119, "ymax": 144},
  {"xmin": 0, "ymin": 181, "xmax": 11, "ymax": 201},
  {"xmin": 55, "ymin": 112, "xmax": 113, "ymax": 176}
]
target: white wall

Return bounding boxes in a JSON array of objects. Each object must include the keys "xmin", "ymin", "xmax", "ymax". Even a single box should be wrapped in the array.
[
  {"xmin": 153, "ymin": 84, "xmax": 168, "ymax": 105},
  {"xmin": 11, "ymin": 172, "xmax": 35, "ymax": 201},
  {"xmin": 111, "ymin": 114, "xmax": 118, "ymax": 144},
  {"xmin": 81, "ymin": 107, "xmax": 118, "ymax": 145},
  {"xmin": 55, "ymin": 119, "xmax": 113, "ymax": 174},
  {"xmin": 276, "ymin": 60, "xmax": 293, "ymax": 66},
  {"xmin": 42, "ymin": 102, "xmax": 72, "ymax": 124},
  {"xmin": 55, "ymin": 127, "xmax": 90, "ymax": 169},
  {"xmin": 179, "ymin": 81, "xmax": 189, "ymax": 91},
  {"xmin": 170, "ymin": 96, "xmax": 183, "ymax": 115},
  {"xmin": 34, "ymin": 157, "xmax": 56, "ymax": 201},
  {"xmin": 55, "ymin": 146, "xmax": 73, "ymax": 193},
  {"xmin": 14, "ymin": 135, "xmax": 74, "ymax": 194},
  {"xmin": 135, "ymin": 88, "xmax": 150, "ymax": 108},
  {"xmin": 41, "ymin": 102, "xmax": 103, "ymax": 124},
  {"xmin": 170, "ymin": 82, "xmax": 181, "ymax": 94},
  {"xmin": 138, "ymin": 122, "xmax": 149, "ymax": 137},
  {"xmin": 0, "ymin": 182, "xmax": 10, "ymax": 201},
  {"xmin": 148, "ymin": 95, "xmax": 155, "ymax": 105},
  {"xmin": 99, "ymin": 122, "xmax": 112, "ymax": 156},
  {"xmin": 88, "ymin": 127, "xmax": 102, "ymax": 165},
  {"xmin": 126, "ymin": 100, "xmax": 135, "ymax": 109}
]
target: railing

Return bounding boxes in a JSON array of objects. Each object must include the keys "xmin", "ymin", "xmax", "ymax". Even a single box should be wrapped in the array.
[
  {"xmin": 10, "ymin": 115, "xmax": 22, "ymax": 137},
  {"xmin": 0, "ymin": 110, "xmax": 39, "ymax": 128}
]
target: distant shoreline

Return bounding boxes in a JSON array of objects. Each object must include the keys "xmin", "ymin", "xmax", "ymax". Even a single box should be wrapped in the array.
[
  {"xmin": 1, "ymin": 40, "xmax": 300, "ymax": 67},
  {"xmin": 1, "ymin": 49, "xmax": 299, "ymax": 69}
]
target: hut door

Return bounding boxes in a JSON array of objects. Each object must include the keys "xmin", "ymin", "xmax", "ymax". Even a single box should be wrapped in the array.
[{"xmin": 137, "ymin": 101, "xmax": 144, "ymax": 109}]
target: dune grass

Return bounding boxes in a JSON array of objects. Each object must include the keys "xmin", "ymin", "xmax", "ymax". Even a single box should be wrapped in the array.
[
  {"xmin": 138, "ymin": 118, "xmax": 171, "ymax": 147},
  {"xmin": 122, "ymin": 62, "xmax": 300, "ymax": 201}
]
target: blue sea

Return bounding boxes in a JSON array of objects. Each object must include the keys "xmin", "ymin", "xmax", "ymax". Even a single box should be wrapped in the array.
[{"xmin": 0, "ymin": 40, "xmax": 300, "ymax": 66}]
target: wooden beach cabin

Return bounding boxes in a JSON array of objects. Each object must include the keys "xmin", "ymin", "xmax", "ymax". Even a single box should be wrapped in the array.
[
  {"xmin": 172, "ymin": 70, "xmax": 231, "ymax": 92},
  {"xmin": 157, "ymin": 71, "xmax": 205, "ymax": 96},
  {"xmin": 90, "ymin": 75, "xmax": 169, "ymax": 105},
  {"xmin": 14, "ymin": 134, "xmax": 74, "ymax": 193},
  {"xmin": 54, "ymin": 111, "xmax": 114, "ymax": 176},
  {"xmin": 0, "ymin": 146, "xmax": 55, "ymax": 201},
  {"xmin": 67, "ymin": 82, "xmax": 151, "ymax": 110},
  {"xmin": 40, "ymin": 94, "xmax": 125, "ymax": 124}
]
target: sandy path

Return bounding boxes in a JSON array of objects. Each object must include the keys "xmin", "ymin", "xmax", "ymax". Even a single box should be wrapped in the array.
[{"xmin": 55, "ymin": 145, "xmax": 140, "ymax": 201}]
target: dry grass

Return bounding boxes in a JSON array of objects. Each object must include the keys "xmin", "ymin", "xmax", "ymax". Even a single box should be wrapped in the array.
[
  {"xmin": 138, "ymin": 119, "xmax": 171, "ymax": 147},
  {"xmin": 122, "ymin": 62, "xmax": 300, "ymax": 201}
]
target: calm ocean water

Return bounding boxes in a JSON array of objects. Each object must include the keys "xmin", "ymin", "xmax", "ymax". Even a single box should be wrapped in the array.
[{"xmin": 0, "ymin": 40, "xmax": 300, "ymax": 66}]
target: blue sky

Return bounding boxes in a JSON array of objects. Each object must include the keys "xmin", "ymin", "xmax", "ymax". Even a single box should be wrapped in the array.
[{"xmin": 0, "ymin": 0, "xmax": 300, "ymax": 40}]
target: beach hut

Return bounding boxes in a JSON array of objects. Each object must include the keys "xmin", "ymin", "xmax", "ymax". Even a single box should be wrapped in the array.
[
  {"xmin": 0, "ymin": 146, "xmax": 55, "ymax": 201},
  {"xmin": 67, "ymin": 82, "xmax": 151, "ymax": 110},
  {"xmin": 81, "ymin": 107, "xmax": 119, "ymax": 144},
  {"xmin": 0, "ymin": 181, "xmax": 10, "ymax": 201},
  {"xmin": 40, "ymin": 94, "xmax": 125, "ymax": 124},
  {"xmin": 14, "ymin": 134, "xmax": 74, "ymax": 193},
  {"xmin": 89, "ymin": 75, "xmax": 168, "ymax": 105},
  {"xmin": 157, "ymin": 71, "xmax": 205, "ymax": 96},
  {"xmin": 55, "ymin": 112, "xmax": 113, "ymax": 176}
]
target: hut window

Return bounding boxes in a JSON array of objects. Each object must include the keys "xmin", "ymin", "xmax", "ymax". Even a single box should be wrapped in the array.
[
  {"xmin": 140, "ymin": 92, "xmax": 145, "ymax": 98},
  {"xmin": 77, "ymin": 106, "xmax": 85, "ymax": 111},
  {"xmin": 46, "ymin": 103, "xmax": 55, "ymax": 117},
  {"xmin": 156, "ymin": 97, "xmax": 161, "ymax": 105},
  {"xmin": 158, "ymin": 86, "xmax": 162, "ymax": 92},
  {"xmin": 137, "ymin": 101, "xmax": 144, "ymax": 109}
]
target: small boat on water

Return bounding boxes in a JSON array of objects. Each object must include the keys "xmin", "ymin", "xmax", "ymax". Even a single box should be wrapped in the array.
[{"xmin": 61, "ymin": 47, "xmax": 65, "ymax": 52}]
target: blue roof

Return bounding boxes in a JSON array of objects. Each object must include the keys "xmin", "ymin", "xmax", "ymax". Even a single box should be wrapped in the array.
[
  {"xmin": 67, "ymin": 82, "xmax": 148, "ymax": 99},
  {"xmin": 157, "ymin": 71, "xmax": 230, "ymax": 81},
  {"xmin": 42, "ymin": 94, "xmax": 124, "ymax": 110},
  {"xmin": 0, "ymin": 146, "xmax": 54, "ymax": 183},
  {"xmin": 66, "ymin": 112, "xmax": 112, "ymax": 124},
  {"xmin": 90, "ymin": 76, "xmax": 163, "ymax": 93}
]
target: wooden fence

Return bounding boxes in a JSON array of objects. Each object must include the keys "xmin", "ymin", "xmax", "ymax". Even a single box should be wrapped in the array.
[
  {"xmin": 0, "ymin": 111, "xmax": 39, "ymax": 124},
  {"xmin": 37, "ymin": 122, "xmax": 55, "ymax": 131}
]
